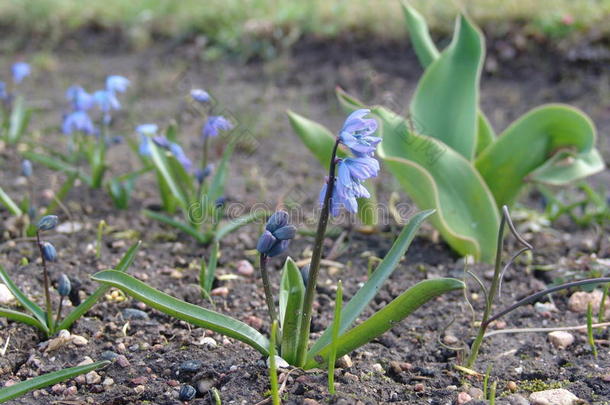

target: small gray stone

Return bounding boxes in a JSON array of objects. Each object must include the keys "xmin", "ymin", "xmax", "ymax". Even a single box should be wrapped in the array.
[
  {"xmin": 548, "ymin": 331, "xmax": 574, "ymax": 349},
  {"xmin": 100, "ymin": 351, "xmax": 119, "ymax": 361},
  {"xmin": 505, "ymin": 394, "xmax": 530, "ymax": 405},
  {"xmin": 122, "ymin": 308, "xmax": 149, "ymax": 320},
  {"xmin": 178, "ymin": 360, "xmax": 202, "ymax": 374},
  {"xmin": 529, "ymin": 389, "xmax": 580, "ymax": 405}
]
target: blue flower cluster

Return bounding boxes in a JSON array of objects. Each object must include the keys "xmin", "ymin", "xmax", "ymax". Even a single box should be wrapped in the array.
[
  {"xmin": 62, "ymin": 75, "xmax": 130, "ymax": 135},
  {"xmin": 0, "ymin": 62, "xmax": 30, "ymax": 100},
  {"xmin": 202, "ymin": 115, "xmax": 233, "ymax": 139},
  {"xmin": 137, "ymin": 124, "xmax": 194, "ymax": 173},
  {"xmin": 319, "ymin": 109, "xmax": 380, "ymax": 216}
]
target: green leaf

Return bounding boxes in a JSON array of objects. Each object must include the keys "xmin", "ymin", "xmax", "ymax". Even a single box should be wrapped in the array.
[
  {"xmin": 143, "ymin": 209, "xmax": 205, "ymax": 243},
  {"xmin": 166, "ymin": 153, "xmax": 195, "ymax": 203},
  {"xmin": 475, "ymin": 104, "xmax": 605, "ymax": 207},
  {"xmin": 92, "ymin": 270, "xmax": 270, "ymax": 355},
  {"xmin": 304, "ymin": 278, "xmax": 464, "ymax": 369},
  {"xmin": 410, "ymin": 14, "xmax": 484, "ymax": 159},
  {"xmin": 279, "ymin": 258, "xmax": 305, "ymax": 364},
  {"xmin": 0, "ymin": 265, "xmax": 47, "ymax": 328},
  {"xmin": 57, "ymin": 241, "xmax": 141, "ymax": 331},
  {"xmin": 375, "ymin": 106, "xmax": 500, "ymax": 262},
  {"xmin": 336, "ymin": 87, "xmax": 367, "ymax": 114},
  {"xmin": 401, "ymin": 1, "xmax": 439, "ymax": 68},
  {"xmin": 202, "ymin": 241, "xmax": 219, "ymax": 293},
  {"xmin": 7, "ymin": 96, "xmax": 31, "ymax": 144},
  {"xmin": 0, "ymin": 307, "xmax": 46, "ymax": 332},
  {"xmin": 42, "ymin": 173, "xmax": 78, "ymax": 216},
  {"xmin": 22, "ymin": 151, "xmax": 93, "ymax": 185},
  {"xmin": 475, "ymin": 113, "xmax": 496, "ymax": 156},
  {"xmin": 0, "ymin": 187, "xmax": 23, "ymax": 216},
  {"xmin": 309, "ymin": 209, "xmax": 433, "ymax": 357},
  {"xmin": 214, "ymin": 210, "xmax": 270, "ymax": 242},
  {"xmin": 89, "ymin": 140, "xmax": 106, "ymax": 189},
  {"xmin": 207, "ymin": 142, "xmax": 235, "ymax": 206},
  {"xmin": 287, "ymin": 111, "xmax": 348, "ymax": 170},
  {"xmin": 149, "ymin": 141, "xmax": 189, "ymax": 209},
  {"xmin": 0, "ymin": 361, "xmax": 109, "ymax": 403}
]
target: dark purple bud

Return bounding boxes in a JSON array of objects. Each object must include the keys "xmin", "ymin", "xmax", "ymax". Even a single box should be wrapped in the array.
[
  {"xmin": 57, "ymin": 274, "xmax": 71, "ymax": 297},
  {"xmin": 300, "ymin": 264, "xmax": 310, "ymax": 286},
  {"xmin": 21, "ymin": 160, "xmax": 33, "ymax": 177},
  {"xmin": 68, "ymin": 278, "xmax": 82, "ymax": 306},
  {"xmin": 265, "ymin": 211, "xmax": 289, "ymax": 233},
  {"xmin": 256, "ymin": 230, "xmax": 276, "ymax": 255},
  {"xmin": 40, "ymin": 242, "xmax": 57, "ymax": 262},
  {"xmin": 267, "ymin": 239, "xmax": 290, "ymax": 257},
  {"xmin": 27, "ymin": 206, "xmax": 36, "ymax": 220},
  {"xmin": 36, "ymin": 215, "xmax": 59, "ymax": 231},
  {"xmin": 195, "ymin": 164, "xmax": 213, "ymax": 184},
  {"xmin": 214, "ymin": 197, "xmax": 226, "ymax": 208},
  {"xmin": 273, "ymin": 225, "xmax": 296, "ymax": 241},
  {"xmin": 152, "ymin": 136, "xmax": 171, "ymax": 149}
]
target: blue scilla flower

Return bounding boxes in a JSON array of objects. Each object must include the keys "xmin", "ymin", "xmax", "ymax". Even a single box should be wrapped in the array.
[
  {"xmin": 338, "ymin": 109, "xmax": 379, "ymax": 155},
  {"xmin": 340, "ymin": 156, "xmax": 379, "ymax": 181},
  {"xmin": 136, "ymin": 124, "xmax": 158, "ymax": 136},
  {"xmin": 66, "ymin": 85, "xmax": 94, "ymax": 111},
  {"xmin": 257, "ymin": 211, "xmax": 296, "ymax": 257},
  {"xmin": 106, "ymin": 75, "xmax": 130, "ymax": 93},
  {"xmin": 62, "ymin": 110, "xmax": 96, "ymax": 135},
  {"xmin": 0, "ymin": 82, "xmax": 7, "ymax": 100},
  {"xmin": 57, "ymin": 274, "xmax": 71, "ymax": 297},
  {"xmin": 11, "ymin": 62, "xmax": 30, "ymax": 84},
  {"xmin": 195, "ymin": 164, "xmax": 214, "ymax": 184},
  {"xmin": 94, "ymin": 90, "xmax": 121, "ymax": 112},
  {"xmin": 202, "ymin": 116, "xmax": 233, "ymax": 138},
  {"xmin": 319, "ymin": 181, "xmax": 358, "ymax": 216},
  {"xmin": 191, "ymin": 89, "xmax": 210, "ymax": 103},
  {"xmin": 170, "ymin": 143, "xmax": 193, "ymax": 172},
  {"xmin": 40, "ymin": 241, "xmax": 57, "ymax": 262}
]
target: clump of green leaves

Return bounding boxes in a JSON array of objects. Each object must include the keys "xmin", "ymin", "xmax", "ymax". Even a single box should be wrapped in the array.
[
  {"xmin": 289, "ymin": 2, "xmax": 605, "ymax": 263},
  {"xmin": 0, "ymin": 216, "xmax": 141, "ymax": 338}
]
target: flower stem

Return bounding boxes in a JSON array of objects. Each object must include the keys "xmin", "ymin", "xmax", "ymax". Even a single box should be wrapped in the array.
[
  {"xmin": 259, "ymin": 254, "xmax": 278, "ymax": 324},
  {"xmin": 295, "ymin": 138, "xmax": 341, "ymax": 367},
  {"xmin": 55, "ymin": 297, "xmax": 64, "ymax": 327},
  {"xmin": 36, "ymin": 231, "xmax": 54, "ymax": 331},
  {"xmin": 202, "ymin": 135, "xmax": 209, "ymax": 171}
]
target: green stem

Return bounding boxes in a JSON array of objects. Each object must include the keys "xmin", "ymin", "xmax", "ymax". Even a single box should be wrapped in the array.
[
  {"xmin": 295, "ymin": 138, "xmax": 340, "ymax": 367},
  {"xmin": 259, "ymin": 254, "xmax": 278, "ymax": 324},
  {"xmin": 465, "ymin": 208, "xmax": 507, "ymax": 368},
  {"xmin": 36, "ymin": 231, "xmax": 54, "ymax": 331},
  {"xmin": 54, "ymin": 297, "xmax": 64, "ymax": 327}
]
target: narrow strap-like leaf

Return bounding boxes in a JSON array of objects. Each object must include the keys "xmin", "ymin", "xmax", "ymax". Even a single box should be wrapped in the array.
[
  {"xmin": 92, "ymin": 270, "xmax": 270, "ymax": 355},
  {"xmin": 0, "ymin": 265, "xmax": 47, "ymax": 326},
  {"xmin": 279, "ymin": 258, "xmax": 305, "ymax": 364},
  {"xmin": 0, "ymin": 307, "xmax": 47, "ymax": 333},
  {"xmin": 143, "ymin": 209, "xmax": 205, "ymax": 243},
  {"xmin": 0, "ymin": 361, "xmax": 109, "ymax": 403},
  {"xmin": 400, "ymin": 1, "xmax": 439, "ymax": 68},
  {"xmin": 0, "ymin": 187, "xmax": 23, "ymax": 216},
  {"xmin": 305, "ymin": 278, "xmax": 464, "ymax": 369},
  {"xmin": 57, "ymin": 241, "xmax": 141, "ymax": 331},
  {"xmin": 309, "ymin": 209, "xmax": 434, "ymax": 356}
]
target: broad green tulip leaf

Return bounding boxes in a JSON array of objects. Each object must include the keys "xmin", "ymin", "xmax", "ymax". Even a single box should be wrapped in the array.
[
  {"xmin": 0, "ymin": 187, "xmax": 23, "ymax": 216},
  {"xmin": 309, "ymin": 209, "xmax": 434, "ymax": 358},
  {"xmin": 279, "ymin": 257, "xmax": 305, "ymax": 364},
  {"xmin": 336, "ymin": 87, "xmax": 368, "ymax": 114},
  {"xmin": 214, "ymin": 210, "xmax": 270, "ymax": 242},
  {"xmin": 0, "ymin": 307, "xmax": 46, "ymax": 332},
  {"xmin": 304, "ymin": 278, "xmax": 464, "ymax": 369},
  {"xmin": 287, "ymin": 111, "xmax": 348, "ymax": 170},
  {"xmin": 375, "ymin": 106, "xmax": 500, "ymax": 262},
  {"xmin": 401, "ymin": 1, "xmax": 439, "ymax": 68},
  {"xmin": 475, "ymin": 113, "xmax": 496, "ymax": 156},
  {"xmin": 92, "ymin": 270, "xmax": 270, "ymax": 355},
  {"xmin": 0, "ymin": 361, "xmax": 109, "ymax": 403},
  {"xmin": 399, "ymin": 6, "xmax": 496, "ymax": 155},
  {"xmin": 475, "ymin": 104, "xmax": 604, "ymax": 207},
  {"xmin": 410, "ymin": 14, "xmax": 484, "ymax": 159},
  {"xmin": 57, "ymin": 241, "xmax": 141, "ymax": 331},
  {"xmin": 0, "ymin": 265, "xmax": 47, "ymax": 328},
  {"xmin": 530, "ymin": 148, "xmax": 605, "ymax": 185}
]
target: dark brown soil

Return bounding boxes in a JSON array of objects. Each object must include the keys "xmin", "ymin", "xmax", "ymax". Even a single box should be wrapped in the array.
[{"xmin": 0, "ymin": 35, "xmax": 609, "ymax": 405}]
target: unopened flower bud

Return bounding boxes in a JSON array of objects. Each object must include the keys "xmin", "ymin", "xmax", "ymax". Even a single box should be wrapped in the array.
[
  {"xmin": 265, "ymin": 211, "xmax": 289, "ymax": 233},
  {"xmin": 257, "ymin": 230, "xmax": 276, "ymax": 254},
  {"xmin": 40, "ymin": 242, "xmax": 57, "ymax": 262},
  {"xmin": 273, "ymin": 225, "xmax": 296, "ymax": 241},
  {"xmin": 57, "ymin": 274, "xmax": 71, "ymax": 297},
  {"xmin": 21, "ymin": 160, "xmax": 32, "ymax": 178},
  {"xmin": 36, "ymin": 215, "xmax": 58, "ymax": 231},
  {"xmin": 300, "ymin": 264, "xmax": 310, "ymax": 285}
]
